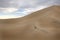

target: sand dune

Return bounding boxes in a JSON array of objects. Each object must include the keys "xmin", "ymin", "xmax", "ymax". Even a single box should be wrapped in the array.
[{"xmin": 0, "ymin": 5, "xmax": 60, "ymax": 40}]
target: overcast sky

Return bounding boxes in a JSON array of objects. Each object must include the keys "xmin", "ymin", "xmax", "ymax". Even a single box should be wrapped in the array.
[{"xmin": 0, "ymin": 0, "xmax": 60, "ymax": 19}]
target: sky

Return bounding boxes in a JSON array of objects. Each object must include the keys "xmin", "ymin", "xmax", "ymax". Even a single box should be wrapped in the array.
[{"xmin": 0, "ymin": 0, "xmax": 60, "ymax": 19}]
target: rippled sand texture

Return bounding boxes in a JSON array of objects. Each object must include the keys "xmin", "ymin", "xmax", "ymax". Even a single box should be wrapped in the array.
[{"xmin": 0, "ymin": 5, "xmax": 60, "ymax": 40}]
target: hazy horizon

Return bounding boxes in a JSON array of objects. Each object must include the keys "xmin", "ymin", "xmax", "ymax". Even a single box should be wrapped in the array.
[{"xmin": 0, "ymin": 0, "xmax": 60, "ymax": 19}]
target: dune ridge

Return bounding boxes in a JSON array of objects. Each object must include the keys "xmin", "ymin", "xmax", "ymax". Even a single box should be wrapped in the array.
[{"xmin": 0, "ymin": 5, "xmax": 60, "ymax": 40}]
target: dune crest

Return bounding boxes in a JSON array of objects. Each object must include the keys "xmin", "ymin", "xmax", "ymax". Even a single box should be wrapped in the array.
[{"xmin": 0, "ymin": 5, "xmax": 60, "ymax": 40}]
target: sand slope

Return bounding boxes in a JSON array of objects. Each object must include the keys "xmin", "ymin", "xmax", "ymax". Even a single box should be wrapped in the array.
[{"xmin": 0, "ymin": 5, "xmax": 60, "ymax": 40}]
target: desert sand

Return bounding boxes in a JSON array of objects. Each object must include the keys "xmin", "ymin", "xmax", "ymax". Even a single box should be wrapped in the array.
[{"xmin": 0, "ymin": 5, "xmax": 60, "ymax": 40}]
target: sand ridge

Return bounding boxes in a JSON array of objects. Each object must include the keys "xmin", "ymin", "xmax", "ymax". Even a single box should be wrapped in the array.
[{"xmin": 0, "ymin": 5, "xmax": 60, "ymax": 40}]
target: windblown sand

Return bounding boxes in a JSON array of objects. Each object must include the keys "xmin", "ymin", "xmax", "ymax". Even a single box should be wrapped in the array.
[{"xmin": 0, "ymin": 5, "xmax": 60, "ymax": 40}]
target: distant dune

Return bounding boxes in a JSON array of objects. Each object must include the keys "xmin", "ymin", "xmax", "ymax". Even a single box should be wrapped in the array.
[{"xmin": 0, "ymin": 5, "xmax": 60, "ymax": 40}]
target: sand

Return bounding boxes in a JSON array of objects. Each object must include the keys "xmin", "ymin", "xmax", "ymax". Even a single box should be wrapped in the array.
[{"xmin": 0, "ymin": 5, "xmax": 60, "ymax": 40}]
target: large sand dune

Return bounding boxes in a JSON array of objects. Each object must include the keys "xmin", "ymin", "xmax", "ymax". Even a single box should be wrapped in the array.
[{"xmin": 0, "ymin": 5, "xmax": 60, "ymax": 40}]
